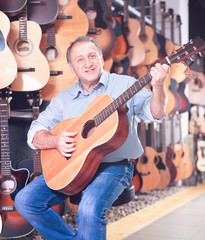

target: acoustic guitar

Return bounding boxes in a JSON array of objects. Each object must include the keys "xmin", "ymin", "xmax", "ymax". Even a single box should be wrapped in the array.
[
  {"xmin": 136, "ymin": 121, "xmax": 160, "ymax": 191},
  {"xmin": 0, "ymin": 11, "xmax": 17, "ymax": 90},
  {"xmin": 8, "ymin": 6, "xmax": 50, "ymax": 92},
  {"xmin": 139, "ymin": 0, "xmax": 158, "ymax": 65},
  {"xmin": 55, "ymin": 0, "xmax": 89, "ymax": 42},
  {"xmin": 174, "ymin": 112, "xmax": 193, "ymax": 179},
  {"xmin": 27, "ymin": 0, "xmax": 58, "ymax": 25},
  {"xmin": 196, "ymin": 133, "xmax": 205, "ymax": 172},
  {"xmin": 122, "ymin": 0, "xmax": 145, "ymax": 67},
  {"xmin": 150, "ymin": 122, "xmax": 171, "ymax": 189},
  {"xmin": 82, "ymin": 0, "xmax": 116, "ymax": 57},
  {"xmin": 0, "ymin": 0, "xmax": 27, "ymax": 16},
  {"xmin": 40, "ymin": 37, "xmax": 205, "ymax": 195},
  {"xmin": 0, "ymin": 88, "xmax": 34, "ymax": 238},
  {"xmin": 160, "ymin": 2, "xmax": 176, "ymax": 114},
  {"xmin": 40, "ymin": 24, "xmax": 78, "ymax": 100}
]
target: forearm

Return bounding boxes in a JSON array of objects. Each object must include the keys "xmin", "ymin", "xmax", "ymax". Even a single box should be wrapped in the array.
[
  {"xmin": 32, "ymin": 130, "xmax": 56, "ymax": 150},
  {"xmin": 150, "ymin": 86, "xmax": 168, "ymax": 119}
]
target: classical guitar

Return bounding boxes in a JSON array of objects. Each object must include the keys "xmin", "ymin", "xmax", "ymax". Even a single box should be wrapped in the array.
[
  {"xmin": 168, "ymin": 10, "xmax": 187, "ymax": 83},
  {"xmin": 122, "ymin": 0, "xmax": 145, "ymax": 67},
  {"xmin": 82, "ymin": 0, "xmax": 116, "ymax": 57},
  {"xmin": 196, "ymin": 133, "xmax": 205, "ymax": 172},
  {"xmin": 55, "ymin": 0, "xmax": 89, "ymax": 42},
  {"xmin": 0, "ymin": 11, "xmax": 17, "ymax": 90},
  {"xmin": 174, "ymin": 112, "xmax": 193, "ymax": 179},
  {"xmin": 136, "ymin": 121, "xmax": 160, "ymax": 191},
  {"xmin": 150, "ymin": 122, "xmax": 171, "ymax": 189},
  {"xmin": 139, "ymin": 0, "xmax": 158, "ymax": 65},
  {"xmin": 40, "ymin": 24, "xmax": 78, "ymax": 100},
  {"xmin": 41, "ymin": 37, "xmax": 205, "ymax": 195},
  {"xmin": 0, "ymin": 0, "xmax": 27, "ymax": 16},
  {"xmin": 27, "ymin": 0, "xmax": 58, "ymax": 25},
  {"xmin": 8, "ymin": 6, "xmax": 50, "ymax": 92},
  {"xmin": 160, "ymin": 2, "xmax": 176, "ymax": 114},
  {"xmin": 0, "ymin": 88, "xmax": 34, "ymax": 238}
]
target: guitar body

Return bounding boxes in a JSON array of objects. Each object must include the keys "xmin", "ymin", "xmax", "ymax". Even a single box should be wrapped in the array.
[
  {"xmin": 103, "ymin": 53, "xmax": 113, "ymax": 72},
  {"xmin": 40, "ymin": 33, "xmax": 78, "ymax": 100},
  {"xmin": 166, "ymin": 146, "xmax": 177, "ymax": 182},
  {"xmin": 177, "ymin": 80, "xmax": 190, "ymax": 113},
  {"xmin": 136, "ymin": 147, "xmax": 160, "ymax": 191},
  {"xmin": 172, "ymin": 148, "xmax": 184, "ymax": 182},
  {"xmin": 111, "ymin": 56, "xmax": 130, "ymax": 75},
  {"xmin": 155, "ymin": 151, "xmax": 171, "ymax": 189},
  {"xmin": 41, "ymin": 94, "xmax": 129, "ymax": 195},
  {"xmin": 0, "ymin": 167, "xmax": 34, "ymax": 238},
  {"xmin": 181, "ymin": 144, "xmax": 193, "ymax": 179},
  {"xmin": 169, "ymin": 78, "xmax": 181, "ymax": 113},
  {"xmin": 17, "ymin": 159, "xmax": 65, "ymax": 216},
  {"xmin": 140, "ymin": 25, "xmax": 158, "ymax": 65},
  {"xmin": 8, "ymin": 20, "xmax": 50, "ymax": 92},
  {"xmin": 126, "ymin": 18, "xmax": 145, "ymax": 66},
  {"xmin": 187, "ymin": 72, "xmax": 205, "ymax": 104},
  {"xmin": 55, "ymin": 0, "xmax": 89, "ymax": 42},
  {"xmin": 0, "ymin": 11, "xmax": 17, "ymax": 90},
  {"xmin": 27, "ymin": 0, "xmax": 58, "ymax": 25},
  {"xmin": 196, "ymin": 140, "xmax": 205, "ymax": 172},
  {"xmin": 110, "ymin": 15, "xmax": 129, "ymax": 60},
  {"xmin": 0, "ymin": 0, "xmax": 27, "ymax": 16},
  {"xmin": 130, "ymin": 159, "xmax": 142, "ymax": 193}
]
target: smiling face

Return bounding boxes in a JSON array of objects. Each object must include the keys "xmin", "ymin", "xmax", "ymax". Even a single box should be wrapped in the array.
[{"xmin": 69, "ymin": 41, "xmax": 104, "ymax": 91}]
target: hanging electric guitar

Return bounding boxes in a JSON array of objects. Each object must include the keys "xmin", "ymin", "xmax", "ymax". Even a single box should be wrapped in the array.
[
  {"xmin": 0, "ymin": 11, "xmax": 17, "ymax": 90},
  {"xmin": 0, "ymin": 88, "xmax": 34, "ymax": 238},
  {"xmin": 41, "ymin": 37, "xmax": 205, "ymax": 195},
  {"xmin": 8, "ymin": 5, "xmax": 50, "ymax": 92}
]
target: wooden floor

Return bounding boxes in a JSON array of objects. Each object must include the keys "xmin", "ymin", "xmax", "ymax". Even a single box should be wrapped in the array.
[{"xmin": 107, "ymin": 180, "xmax": 205, "ymax": 240}]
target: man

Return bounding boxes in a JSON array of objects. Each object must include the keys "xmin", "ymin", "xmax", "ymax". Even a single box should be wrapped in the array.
[{"xmin": 15, "ymin": 36, "xmax": 169, "ymax": 240}]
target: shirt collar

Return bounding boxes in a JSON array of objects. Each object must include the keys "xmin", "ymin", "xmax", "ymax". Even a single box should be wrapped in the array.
[{"xmin": 71, "ymin": 70, "xmax": 109, "ymax": 99}]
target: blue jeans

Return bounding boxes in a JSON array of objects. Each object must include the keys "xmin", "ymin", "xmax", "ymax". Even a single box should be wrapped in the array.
[{"xmin": 15, "ymin": 159, "xmax": 133, "ymax": 240}]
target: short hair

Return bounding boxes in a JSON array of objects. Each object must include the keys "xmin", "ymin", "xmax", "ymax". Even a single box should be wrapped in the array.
[{"xmin": 66, "ymin": 36, "xmax": 103, "ymax": 64}]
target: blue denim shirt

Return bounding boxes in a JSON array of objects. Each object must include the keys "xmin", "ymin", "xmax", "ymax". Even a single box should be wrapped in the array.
[{"xmin": 27, "ymin": 70, "xmax": 159, "ymax": 162}]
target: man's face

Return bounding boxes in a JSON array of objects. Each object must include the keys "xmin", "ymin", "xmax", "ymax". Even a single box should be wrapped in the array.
[{"xmin": 69, "ymin": 41, "xmax": 104, "ymax": 86}]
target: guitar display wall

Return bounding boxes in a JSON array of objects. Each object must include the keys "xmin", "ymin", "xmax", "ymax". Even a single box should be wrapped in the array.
[{"xmin": 0, "ymin": 1, "xmax": 205, "ymax": 185}]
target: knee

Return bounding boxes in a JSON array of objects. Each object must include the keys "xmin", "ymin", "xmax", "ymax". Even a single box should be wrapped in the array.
[{"xmin": 15, "ymin": 188, "xmax": 27, "ymax": 214}]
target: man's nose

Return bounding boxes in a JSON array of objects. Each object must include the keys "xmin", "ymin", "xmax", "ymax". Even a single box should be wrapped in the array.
[{"xmin": 85, "ymin": 58, "xmax": 92, "ymax": 67}]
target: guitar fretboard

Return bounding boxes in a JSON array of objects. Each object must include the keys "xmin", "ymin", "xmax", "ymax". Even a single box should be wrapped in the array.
[{"xmin": 0, "ymin": 99, "xmax": 11, "ymax": 176}]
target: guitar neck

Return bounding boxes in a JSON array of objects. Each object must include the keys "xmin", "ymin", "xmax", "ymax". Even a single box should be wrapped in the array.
[
  {"xmin": 47, "ymin": 24, "xmax": 56, "ymax": 47},
  {"xmin": 19, "ymin": 5, "xmax": 28, "ymax": 41},
  {"xmin": 0, "ymin": 89, "xmax": 11, "ymax": 176}
]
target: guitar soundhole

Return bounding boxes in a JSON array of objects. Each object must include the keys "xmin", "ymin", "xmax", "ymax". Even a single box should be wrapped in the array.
[
  {"xmin": 139, "ymin": 33, "xmax": 148, "ymax": 43},
  {"xmin": 140, "ymin": 156, "xmax": 148, "ymax": 164},
  {"xmin": 45, "ymin": 47, "xmax": 58, "ymax": 61},
  {"xmin": 0, "ymin": 176, "xmax": 16, "ymax": 195},
  {"xmin": 81, "ymin": 119, "xmax": 96, "ymax": 139},
  {"xmin": 15, "ymin": 40, "xmax": 32, "ymax": 56}
]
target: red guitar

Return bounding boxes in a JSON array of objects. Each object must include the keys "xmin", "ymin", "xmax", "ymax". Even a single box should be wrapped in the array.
[
  {"xmin": 0, "ymin": 11, "xmax": 17, "ymax": 90},
  {"xmin": 0, "ymin": 88, "xmax": 34, "ymax": 238},
  {"xmin": 8, "ymin": 6, "xmax": 50, "ymax": 92},
  {"xmin": 41, "ymin": 37, "xmax": 205, "ymax": 195}
]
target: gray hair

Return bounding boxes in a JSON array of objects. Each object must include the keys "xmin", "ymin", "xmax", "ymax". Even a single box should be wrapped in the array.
[{"xmin": 66, "ymin": 36, "xmax": 103, "ymax": 65}]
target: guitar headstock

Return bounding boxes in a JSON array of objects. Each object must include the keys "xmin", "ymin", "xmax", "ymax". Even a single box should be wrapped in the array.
[
  {"xmin": 164, "ymin": 36, "xmax": 205, "ymax": 65},
  {"xmin": 27, "ymin": 91, "xmax": 42, "ymax": 108},
  {"xmin": 0, "ymin": 88, "xmax": 11, "ymax": 104}
]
